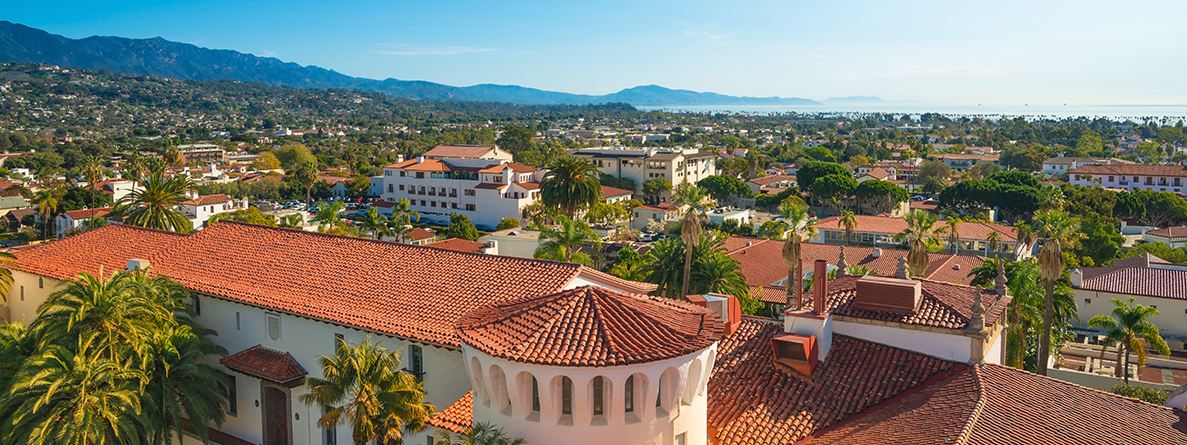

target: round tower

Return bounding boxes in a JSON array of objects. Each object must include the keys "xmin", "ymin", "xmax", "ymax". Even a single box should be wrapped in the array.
[{"xmin": 455, "ymin": 286, "xmax": 723, "ymax": 445}]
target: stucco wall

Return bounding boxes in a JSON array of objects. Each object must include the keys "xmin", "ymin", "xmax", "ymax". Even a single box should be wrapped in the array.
[
  {"xmin": 1074, "ymin": 289, "xmax": 1187, "ymax": 340},
  {"xmin": 833, "ymin": 319, "xmax": 977, "ymax": 363}
]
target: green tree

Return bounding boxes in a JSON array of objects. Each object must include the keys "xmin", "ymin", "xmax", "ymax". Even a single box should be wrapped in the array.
[
  {"xmin": 697, "ymin": 175, "xmax": 753, "ymax": 205},
  {"xmin": 598, "ymin": 174, "xmax": 637, "ymax": 193},
  {"xmin": 495, "ymin": 125, "xmax": 537, "ymax": 154},
  {"xmin": 115, "ymin": 170, "xmax": 194, "ymax": 233},
  {"xmin": 1117, "ymin": 242, "xmax": 1187, "ymax": 265},
  {"xmin": 534, "ymin": 215, "xmax": 601, "ymax": 264},
  {"xmin": 795, "ymin": 161, "xmax": 850, "ymax": 193},
  {"xmin": 941, "ymin": 217, "xmax": 962, "ymax": 254},
  {"xmin": 893, "ymin": 210, "xmax": 944, "ymax": 277},
  {"xmin": 79, "ymin": 155, "xmax": 106, "ymax": 220},
  {"xmin": 810, "ymin": 174, "xmax": 857, "ymax": 204},
  {"xmin": 276, "ymin": 144, "xmax": 317, "ymax": 169},
  {"xmin": 675, "ymin": 184, "xmax": 707, "ymax": 297},
  {"xmin": 435, "ymin": 421, "xmax": 526, "ymax": 445},
  {"xmin": 540, "ymin": 156, "xmax": 601, "ymax": 219},
  {"xmin": 301, "ymin": 339, "xmax": 435, "ymax": 445},
  {"xmin": 605, "ymin": 247, "xmax": 648, "ymax": 281},
  {"xmin": 1031, "ymin": 209, "xmax": 1082, "ymax": 376},
  {"xmin": 311, "ymin": 201, "xmax": 347, "ymax": 232},
  {"xmin": 251, "ymin": 152, "xmax": 282, "ymax": 170},
  {"xmin": 207, "ymin": 207, "xmax": 277, "ymax": 226},
  {"xmin": 1089, "ymin": 298, "xmax": 1171, "ymax": 384},
  {"xmin": 967, "ymin": 161, "xmax": 1002, "ymax": 179},
  {"xmin": 495, "ymin": 218, "xmax": 520, "ymax": 231},
  {"xmin": 292, "ymin": 161, "xmax": 320, "ymax": 209},
  {"xmin": 32, "ymin": 188, "xmax": 60, "ymax": 241},
  {"xmin": 446, "ymin": 213, "xmax": 479, "ymax": 241},
  {"xmin": 854, "ymin": 179, "xmax": 909, "ymax": 214},
  {"xmin": 802, "ymin": 146, "xmax": 836, "ymax": 163},
  {"xmin": 1105, "ymin": 383, "xmax": 1173, "ymax": 405},
  {"xmin": 641, "ymin": 178, "xmax": 672, "ymax": 204},
  {"xmin": 389, "ymin": 199, "xmax": 420, "ymax": 242},
  {"xmin": 1133, "ymin": 189, "xmax": 1187, "ymax": 227},
  {"xmin": 142, "ymin": 322, "xmax": 231, "ymax": 445},
  {"xmin": 918, "ymin": 160, "xmax": 952, "ymax": 188},
  {"xmin": 359, "ymin": 207, "xmax": 393, "ymax": 240},
  {"xmin": 838, "ymin": 211, "xmax": 857, "ymax": 245}
]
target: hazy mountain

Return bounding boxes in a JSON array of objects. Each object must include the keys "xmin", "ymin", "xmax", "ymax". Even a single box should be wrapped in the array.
[{"xmin": 0, "ymin": 21, "xmax": 821, "ymax": 106}]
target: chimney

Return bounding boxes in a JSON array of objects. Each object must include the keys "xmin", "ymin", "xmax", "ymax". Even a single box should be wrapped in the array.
[
  {"xmin": 1070, "ymin": 269, "xmax": 1083, "ymax": 288},
  {"xmin": 396, "ymin": 154, "xmax": 405, "ymax": 163},
  {"xmin": 127, "ymin": 258, "xmax": 151, "ymax": 272},
  {"xmin": 415, "ymin": 155, "xmax": 425, "ymax": 164},
  {"xmin": 813, "ymin": 260, "xmax": 827, "ymax": 314},
  {"xmin": 871, "ymin": 247, "xmax": 882, "ymax": 258}
]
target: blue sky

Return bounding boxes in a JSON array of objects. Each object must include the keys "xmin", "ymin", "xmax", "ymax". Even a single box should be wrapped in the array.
[{"xmin": 6, "ymin": 0, "xmax": 1186, "ymax": 105}]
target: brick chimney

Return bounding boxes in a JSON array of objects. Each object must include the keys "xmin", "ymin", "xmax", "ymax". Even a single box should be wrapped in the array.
[{"xmin": 813, "ymin": 260, "xmax": 827, "ymax": 314}]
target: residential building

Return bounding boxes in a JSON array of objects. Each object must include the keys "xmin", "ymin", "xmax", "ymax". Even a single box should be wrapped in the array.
[
  {"xmin": 745, "ymin": 175, "xmax": 796, "ymax": 195},
  {"xmin": 600, "ymin": 185, "xmax": 633, "ymax": 204},
  {"xmin": 573, "ymin": 147, "xmax": 717, "ymax": 198},
  {"xmin": 477, "ymin": 227, "xmax": 542, "ymax": 258},
  {"xmin": 425, "ymin": 238, "xmax": 495, "ymax": 254},
  {"xmin": 1145, "ymin": 226, "xmax": 1187, "ymax": 247},
  {"xmin": 1042, "ymin": 155, "xmax": 1132, "ymax": 175},
  {"xmin": 631, "ymin": 202, "xmax": 681, "ymax": 231},
  {"xmin": 1071, "ymin": 254, "xmax": 1187, "ymax": 341},
  {"xmin": 54, "ymin": 207, "xmax": 112, "ymax": 238},
  {"xmin": 0, "ymin": 195, "xmax": 29, "ymax": 219},
  {"xmin": 88, "ymin": 178, "xmax": 142, "ymax": 203},
  {"xmin": 369, "ymin": 176, "xmax": 384, "ymax": 197},
  {"xmin": 380, "ymin": 154, "xmax": 545, "ymax": 229},
  {"xmin": 182, "ymin": 194, "xmax": 249, "ymax": 228},
  {"xmin": 176, "ymin": 144, "xmax": 227, "ymax": 164},
  {"xmin": 1069, "ymin": 163, "xmax": 1187, "ymax": 193},
  {"xmin": 704, "ymin": 208, "xmax": 751, "ymax": 225},
  {"xmin": 405, "ymin": 227, "xmax": 438, "ymax": 245},
  {"xmin": 810, "ymin": 214, "xmax": 1031, "ymax": 259},
  {"xmin": 931, "ymin": 153, "xmax": 999, "ymax": 171}
]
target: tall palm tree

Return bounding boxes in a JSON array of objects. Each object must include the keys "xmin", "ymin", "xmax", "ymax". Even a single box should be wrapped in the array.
[
  {"xmin": 0, "ymin": 322, "xmax": 34, "ymax": 390},
  {"xmin": 941, "ymin": 217, "xmax": 962, "ymax": 254},
  {"xmin": 0, "ymin": 334, "xmax": 150, "ymax": 445},
  {"xmin": 435, "ymin": 421, "xmax": 525, "ymax": 445},
  {"xmin": 779, "ymin": 201, "xmax": 816, "ymax": 307},
  {"xmin": 32, "ymin": 188, "xmax": 59, "ymax": 241},
  {"xmin": 675, "ymin": 184, "xmax": 706, "ymax": 297},
  {"xmin": 300, "ymin": 339, "xmax": 435, "ymax": 445},
  {"xmin": 986, "ymin": 230, "xmax": 1002, "ymax": 257},
  {"xmin": 292, "ymin": 161, "xmax": 320, "ymax": 210},
  {"xmin": 893, "ymin": 210, "xmax": 943, "ymax": 277},
  {"xmin": 1031, "ymin": 209, "xmax": 1082, "ymax": 376},
  {"xmin": 1012, "ymin": 220, "xmax": 1037, "ymax": 258},
  {"xmin": 1089, "ymin": 298, "xmax": 1171, "ymax": 384},
  {"xmin": 115, "ymin": 170, "xmax": 194, "ymax": 233},
  {"xmin": 539, "ymin": 156, "xmax": 601, "ymax": 219},
  {"xmin": 80, "ymin": 155, "xmax": 105, "ymax": 220},
  {"xmin": 533, "ymin": 215, "xmax": 601, "ymax": 264},
  {"xmin": 690, "ymin": 253, "xmax": 749, "ymax": 298},
  {"xmin": 839, "ymin": 211, "xmax": 857, "ymax": 245},
  {"xmin": 359, "ymin": 207, "xmax": 393, "ymax": 240}
]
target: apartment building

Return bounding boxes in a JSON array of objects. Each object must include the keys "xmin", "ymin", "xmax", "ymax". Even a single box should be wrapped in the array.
[
  {"xmin": 380, "ymin": 154, "xmax": 544, "ymax": 229},
  {"xmin": 1068, "ymin": 163, "xmax": 1187, "ymax": 193},
  {"xmin": 1042, "ymin": 155, "xmax": 1132, "ymax": 175},
  {"xmin": 573, "ymin": 147, "xmax": 717, "ymax": 197},
  {"xmin": 176, "ymin": 144, "xmax": 227, "ymax": 164}
]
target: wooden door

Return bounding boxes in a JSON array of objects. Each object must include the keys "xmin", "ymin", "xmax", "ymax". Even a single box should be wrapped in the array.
[{"xmin": 262, "ymin": 385, "xmax": 291, "ymax": 445}]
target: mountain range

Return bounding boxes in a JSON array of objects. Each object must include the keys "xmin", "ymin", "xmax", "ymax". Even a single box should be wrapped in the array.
[{"xmin": 0, "ymin": 21, "xmax": 870, "ymax": 107}]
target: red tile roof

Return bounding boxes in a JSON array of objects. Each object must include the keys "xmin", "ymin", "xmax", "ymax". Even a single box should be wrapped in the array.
[
  {"xmin": 747, "ymin": 174, "xmax": 795, "ymax": 186},
  {"xmin": 427, "ymin": 391, "xmax": 472, "ymax": 434},
  {"xmin": 12, "ymin": 222, "xmax": 589, "ymax": 348},
  {"xmin": 426, "ymin": 238, "xmax": 487, "ymax": 253},
  {"xmin": 812, "ymin": 214, "xmax": 1020, "ymax": 243},
  {"xmin": 474, "ymin": 183, "xmax": 508, "ymax": 190},
  {"xmin": 219, "ymin": 344, "xmax": 308, "ymax": 385},
  {"xmin": 424, "ymin": 144, "xmax": 498, "ymax": 159},
  {"xmin": 456, "ymin": 286, "xmax": 722, "ymax": 367},
  {"xmin": 1147, "ymin": 226, "xmax": 1187, "ymax": 240},
  {"xmin": 183, "ymin": 194, "xmax": 233, "ymax": 206},
  {"xmin": 408, "ymin": 227, "xmax": 436, "ymax": 241},
  {"xmin": 725, "ymin": 238, "xmax": 983, "ymax": 287},
  {"xmin": 511, "ymin": 181, "xmax": 540, "ymax": 190},
  {"xmin": 600, "ymin": 185, "xmax": 633, "ymax": 197},
  {"xmin": 708, "ymin": 319, "xmax": 958, "ymax": 445},
  {"xmin": 814, "ymin": 275, "xmax": 1009, "ymax": 330},
  {"xmin": 61, "ymin": 207, "xmax": 113, "ymax": 220},
  {"xmin": 478, "ymin": 162, "xmax": 535, "ymax": 174},
  {"xmin": 1077, "ymin": 265, "xmax": 1187, "ymax": 300}
]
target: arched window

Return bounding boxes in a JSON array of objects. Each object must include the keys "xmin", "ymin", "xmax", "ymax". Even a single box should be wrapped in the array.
[
  {"xmin": 593, "ymin": 376, "xmax": 604, "ymax": 415},
  {"xmin": 562, "ymin": 377, "xmax": 573, "ymax": 415},
  {"xmin": 532, "ymin": 377, "xmax": 540, "ymax": 413},
  {"xmin": 624, "ymin": 375, "xmax": 634, "ymax": 413}
]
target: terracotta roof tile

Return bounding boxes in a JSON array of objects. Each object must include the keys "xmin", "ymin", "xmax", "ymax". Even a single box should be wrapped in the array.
[
  {"xmin": 427, "ymin": 391, "xmax": 472, "ymax": 434},
  {"xmin": 424, "ymin": 144, "xmax": 499, "ymax": 159},
  {"xmin": 478, "ymin": 162, "xmax": 535, "ymax": 174},
  {"xmin": 12, "ymin": 224, "xmax": 187, "ymax": 280},
  {"xmin": 183, "ymin": 194, "xmax": 233, "ymax": 206},
  {"xmin": 61, "ymin": 207, "xmax": 113, "ymax": 220},
  {"xmin": 408, "ymin": 227, "xmax": 436, "ymax": 241},
  {"xmin": 747, "ymin": 174, "xmax": 795, "ymax": 186},
  {"xmin": 812, "ymin": 215, "xmax": 1020, "ymax": 243},
  {"xmin": 1077, "ymin": 266, "xmax": 1187, "ymax": 300},
  {"xmin": 219, "ymin": 344, "xmax": 307, "ymax": 384},
  {"xmin": 511, "ymin": 181, "xmax": 540, "ymax": 190},
  {"xmin": 812, "ymin": 276, "xmax": 1010, "ymax": 330},
  {"xmin": 457, "ymin": 286, "xmax": 721, "ymax": 367},
  {"xmin": 1147, "ymin": 226, "xmax": 1187, "ymax": 240},
  {"xmin": 425, "ymin": 238, "xmax": 487, "ymax": 253},
  {"xmin": 600, "ymin": 185, "xmax": 633, "ymax": 197},
  {"xmin": 1071, "ymin": 163, "xmax": 1187, "ymax": 177},
  {"xmin": 707, "ymin": 319, "xmax": 957, "ymax": 445}
]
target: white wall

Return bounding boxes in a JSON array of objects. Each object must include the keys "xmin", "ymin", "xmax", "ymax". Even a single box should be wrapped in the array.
[
  {"xmin": 1075, "ymin": 289, "xmax": 1187, "ymax": 340},
  {"xmin": 833, "ymin": 319, "xmax": 975, "ymax": 363}
]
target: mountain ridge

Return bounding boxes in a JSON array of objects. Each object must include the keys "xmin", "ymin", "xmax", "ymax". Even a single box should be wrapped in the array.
[{"xmin": 0, "ymin": 21, "xmax": 823, "ymax": 106}]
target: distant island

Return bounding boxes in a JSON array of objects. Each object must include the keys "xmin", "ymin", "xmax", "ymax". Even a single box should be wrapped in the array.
[{"xmin": 0, "ymin": 21, "xmax": 822, "ymax": 107}]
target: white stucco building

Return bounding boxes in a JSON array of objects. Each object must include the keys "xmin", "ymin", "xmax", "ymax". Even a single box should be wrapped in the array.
[
  {"xmin": 573, "ymin": 147, "xmax": 717, "ymax": 199},
  {"xmin": 380, "ymin": 152, "xmax": 544, "ymax": 229},
  {"xmin": 1068, "ymin": 163, "xmax": 1187, "ymax": 194}
]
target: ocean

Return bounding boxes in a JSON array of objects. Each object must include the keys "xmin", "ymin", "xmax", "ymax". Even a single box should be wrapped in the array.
[{"xmin": 637, "ymin": 103, "xmax": 1187, "ymax": 120}]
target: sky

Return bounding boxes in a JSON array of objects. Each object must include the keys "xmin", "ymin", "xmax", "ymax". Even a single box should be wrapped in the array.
[{"xmin": 6, "ymin": 0, "xmax": 1187, "ymax": 105}]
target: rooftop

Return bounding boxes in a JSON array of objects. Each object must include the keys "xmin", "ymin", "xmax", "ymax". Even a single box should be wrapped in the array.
[
  {"xmin": 425, "ymin": 238, "xmax": 488, "ymax": 253},
  {"xmin": 457, "ymin": 286, "xmax": 720, "ymax": 367},
  {"xmin": 814, "ymin": 275, "xmax": 1009, "ymax": 331},
  {"xmin": 424, "ymin": 144, "xmax": 501, "ymax": 159},
  {"xmin": 812, "ymin": 214, "xmax": 1020, "ymax": 243},
  {"xmin": 1076, "ymin": 263, "xmax": 1187, "ymax": 300},
  {"xmin": 219, "ymin": 344, "xmax": 308, "ymax": 385},
  {"xmin": 427, "ymin": 391, "xmax": 473, "ymax": 435},
  {"xmin": 1147, "ymin": 226, "xmax": 1187, "ymax": 240},
  {"xmin": 600, "ymin": 185, "xmax": 634, "ymax": 197},
  {"xmin": 1071, "ymin": 163, "xmax": 1187, "ymax": 177},
  {"xmin": 182, "ymin": 194, "xmax": 233, "ymax": 206}
]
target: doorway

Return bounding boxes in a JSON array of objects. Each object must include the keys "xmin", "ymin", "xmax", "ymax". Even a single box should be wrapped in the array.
[{"xmin": 261, "ymin": 383, "xmax": 292, "ymax": 445}]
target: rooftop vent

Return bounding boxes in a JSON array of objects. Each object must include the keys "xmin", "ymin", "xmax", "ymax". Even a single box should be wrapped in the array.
[
  {"xmin": 853, "ymin": 275, "xmax": 922, "ymax": 314},
  {"xmin": 871, "ymin": 248, "xmax": 882, "ymax": 258},
  {"xmin": 127, "ymin": 258, "xmax": 151, "ymax": 272},
  {"xmin": 771, "ymin": 333, "xmax": 818, "ymax": 377}
]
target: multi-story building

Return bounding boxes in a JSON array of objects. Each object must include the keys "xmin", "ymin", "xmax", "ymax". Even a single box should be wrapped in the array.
[
  {"xmin": 1042, "ymin": 155, "xmax": 1132, "ymax": 175},
  {"xmin": 1068, "ymin": 163, "xmax": 1187, "ymax": 194},
  {"xmin": 573, "ymin": 147, "xmax": 717, "ymax": 198},
  {"xmin": 176, "ymin": 144, "xmax": 227, "ymax": 164},
  {"xmin": 380, "ymin": 154, "xmax": 544, "ymax": 229},
  {"xmin": 931, "ymin": 153, "xmax": 999, "ymax": 171}
]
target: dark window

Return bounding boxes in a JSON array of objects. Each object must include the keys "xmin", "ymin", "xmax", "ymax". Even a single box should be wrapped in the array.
[
  {"xmin": 399, "ymin": 171, "xmax": 405, "ymax": 177},
  {"xmin": 624, "ymin": 376, "xmax": 634, "ymax": 413},
  {"xmin": 19, "ymin": 286, "xmax": 23, "ymax": 301},
  {"xmin": 409, "ymin": 345, "xmax": 423, "ymax": 383},
  {"xmin": 225, "ymin": 373, "xmax": 238, "ymax": 416},
  {"xmin": 466, "ymin": 204, "xmax": 476, "ymax": 211},
  {"xmin": 593, "ymin": 376, "xmax": 604, "ymax": 415},
  {"xmin": 39, "ymin": 277, "xmax": 43, "ymax": 289},
  {"xmin": 236, "ymin": 312, "xmax": 241, "ymax": 330},
  {"xmin": 415, "ymin": 172, "xmax": 424, "ymax": 179},
  {"xmin": 1085, "ymin": 299, "xmax": 1091, "ymax": 304},
  {"xmin": 532, "ymin": 377, "xmax": 540, "ymax": 412},
  {"xmin": 191, "ymin": 295, "xmax": 201, "ymax": 316},
  {"xmin": 465, "ymin": 189, "xmax": 475, "ymax": 196},
  {"xmin": 562, "ymin": 377, "xmax": 573, "ymax": 415}
]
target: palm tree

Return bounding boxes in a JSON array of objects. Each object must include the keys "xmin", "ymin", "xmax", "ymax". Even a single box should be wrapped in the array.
[
  {"xmin": 839, "ymin": 211, "xmax": 856, "ymax": 245},
  {"xmin": 1012, "ymin": 220, "xmax": 1037, "ymax": 258},
  {"xmin": 540, "ymin": 156, "xmax": 601, "ymax": 219},
  {"xmin": 640, "ymin": 239, "xmax": 684, "ymax": 298},
  {"xmin": 115, "ymin": 170, "xmax": 194, "ymax": 233},
  {"xmin": 1089, "ymin": 298, "xmax": 1171, "ymax": 384},
  {"xmin": 985, "ymin": 230, "xmax": 1002, "ymax": 257},
  {"xmin": 435, "ymin": 421, "xmax": 525, "ymax": 445},
  {"xmin": 292, "ymin": 161, "xmax": 320, "ymax": 210},
  {"xmin": 893, "ymin": 210, "xmax": 943, "ymax": 277},
  {"xmin": 359, "ymin": 207, "xmax": 393, "ymax": 240},
  {"xmin": 1031, "ymin": 209, "xmax": 1082, "ymax": 376},
  {"xmin": 779, "ymin": 201, "xmax": 816, "ymax": 307},
  {"xmin": 278, "ymin": 213, "xmax": 305, "ymax": 228},
  {"xmin": 941, "ymin": 217, "xmax": 962, "ymax": 254},
  {"xmin": 300, "ymin": 339, "xmax": 435, "ymax": 445},
  {"xmin": 32, "ymin": 188, "xmax": 59, "ymax": 241},
  {"xmin": 690, "ymin": 253, "xmax": 749, "ymax": 298},
  {"xmin": 0, "ymin": 322, "xmax": 34, "ymax": 390},
  {"xmin": 142, "ymin": 322, "xmax": 230, "ymax": 445},
  {"xmin": 80, "ymin": 155, "xmax": 105, "ymax": 220},
  {"xmin": 533, "ymin": 215, "xmax": 601, "ymax": 264},
  {"xmin": 0, "ymin": 334, "xmax": 150, "ymax": 445},
  {"xmin": 33, "ymin": 270, "xmax": 173, "ymax": 361},
  {"xmin": 675, "ymin": 183, "xmax": 706, "ymax": 297},
  {"xmin": 311, "ymin": 201, "xmax": 347, "ymax": 232},
  {"xmin": 389, "ymin": 198, "xmax": 419, "ymax": 242}
]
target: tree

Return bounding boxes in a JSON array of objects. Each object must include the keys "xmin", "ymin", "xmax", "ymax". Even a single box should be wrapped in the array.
[
  {"xmin": 598, "ymin": 174, "xmax": 636, "ymax": 193},
  {"xmin": 967, "ymin": 161, "xmax": 1002, "ymax": 179},
  {"xmin": 115, "ymin": 170, "xmax": 194, "ymax": 233},
  {"xmin": 585, "ymin": 202, "xmax": 627, "ymax": 226},
  {"xmin": 941, "ymin": 217, "xmax": 962, "ymax": 254},
  {"xmin": 641, "ymin": 178, "xmax": 672, "ymax": 204},
  {"xmin": 207, "ymin": 207, "xmax": 277, "ymax": 226},
  {"xmin": 839, "ymin": 211, "xmax": 857, "ymax": 245},
  {"xmin": 796, "ymin": 161, "xmax": 850, "ymax": 193},
  {"xmin": 142, "ymin": 321, "xmax": 231, "ymax": 445},
  {"xmin": 494, "ymin": 218, "xmax": 520, "ymax": 231},
  {"xmin": 163, "ymin": 147, "xmax": 183, "ymax": 169},
  {"xmin": 251, "ymin": 152, "xmax": 281, "ymax": 170},
  {"xmin": 1132, "ymin": 190, "xmax": 1187, "ymax": 227},
  {"xmin": 292, "ymin": 161, "xmax": 319, "ymax": 209},
  {"xmin": 697, "ymin": 175, "xmax": 753, "ymax": 205},
  {"xmin": 79, "ymin": 155, "xmax": 105, "ymax": 220},
  {"xmin": 802, "ymin": 146, "xmax": 836, "ymax": 163},
  {"xmin": 987, "ymin": 170, "xmax": 1041, "ymax": 189},
  {"xmin": 918, "ymin": 160, "xmax": 952, "ymax": 187},
  {"xmin": 1118, "ymin": 242, "xmax": 1187, "ymax": 265},
  {"xmin": 312, "ymin": 201, "xmax": 348, "ymax": 232},
  {"xmin": 388, "ymin": 199, "xmax": 420, "ymax": 242},
  {"xmin": 495, "ymin": 125, "xmax": 536, "ymax": 154},
  {"xmin": 894, "ymin": 210, "xmax": 943, "ymax": 277},
  {"xmin": 986, "ymin": 230, "xmax": 1002, "ymax": 257},
  {"xmin": 1031, "ymin": 209, "xmax": 1082, "ymax": 376},
  {"xmin": 605, "ymin": 247, "xmax": 647, "ymax": 281},
  {"xmin": 1105, "ymin": 383, "xmax": 1173, "ymax": 405},
  {"xmin": 534, "ymin": 215, "xmax": 601, "ymax": 264},
  {"xmin": 359, "ymin": 207, "xmax": 393, "ymax": 240},
  {"xmin": 446, "ymin": 213, "xmax": 479, "ymax": 241},
  {"xmin": 276, "ymin": 144, "xmax": 317, "ymax": 169},
  {"xmin": 301, "ymin": 339, "xmax": 434, "ymax": 445},
  {"xmin": 690, "ymin": 253, "xmax": 749, "ymax": 298},
  {"xmin": 540, "ymin": 156, "xmax": 601, "ymax": 219},
  {"xmin": 435, "ymin": 421, "xmax": 525, "ymax": 445},
  {"xmin": 675, "ymin": 184, "xmax": 706, "ymax": 298},
  {"xmin": 1089, "ymin": 298, "xmax": 1171, "ymax": 384},
  {"xmin": 810, "ymin": 174, "xmax": 857, "ymax": 203},
  {"xmin": 1077, "ymin": 216, "xmax": 1123, "ymax": 266},
  {"xmin": 32, "ymin": 188, "xmax": 60, "ymax": 241},
  {"xmin": 854, "ymin": 179, "xmax": 909, "ymax": 214},
  {"xmin": 779, "ymin": 202, "xmax": 816, "ymax": 307}
]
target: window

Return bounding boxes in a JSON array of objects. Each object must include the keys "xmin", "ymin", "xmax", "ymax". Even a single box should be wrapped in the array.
[
  {"xmin": 451, "ymin": 203, "xmax": 458, "ymax": 209},
  {"xmin": 399, "ymin": 184, "xmax": 405, "ymax": 191},
  {"xmin": 190, "ymin": 295, "xmax": 201, "ymax": 316},
  {"xmin": 465, "ymin": 189, "xmax": 475, "ymax": 196},
  {"xmin": 324, "ymin": 405, "xmax": 337, "ymax": 445},
  {"xmin": 400, "ymin": 171, "xmax": 406, "ymax": 177},
  {"xmin": 465, "ymin": 204, "xmax": 476, "ymax": 211},
  {"xmin": 593, "ymin": 376, "xmax": 604, "ymax": 415},
  {"xmin": 624, "ymin": 376, "xmax": 634, "ymax": 413},
  {"xmin": 39, "ymin": 277, "xmax": 43, "ymax": 289},
  {"xmin": 225, "ymin": 373, "xmax": 238, "ymax": 416},
  {"xmin": 1085, "ymin": 298, "xmax": 1091, "ymax": 304},
  {"xmin": 562, "ymin": 377, "xmax": 573, "ymax": 415},
  {"xmin": 235, "ymin": 312, "xmax": 241, "ymax": 330},
  {"xmin": 416, "ymin": 172, "xmax": 424, "ymax": 179},
  {"xmin": 409, "ymin": 345, "xmax": 423, "ymax": 382},
  {"xmin": 387, "ymin": 184, "xmax": 393, "ymax": 193},
  {"xmin": 532, "ymin": 377, "xmax": 540, "ymax": 412},
  {"xmin": 430, "ymin": 201, "xmax": 437, "ymax": 208},
  {"xmin": 420, "ymin": 200, "xmax": 427, "ymax": 207}
]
